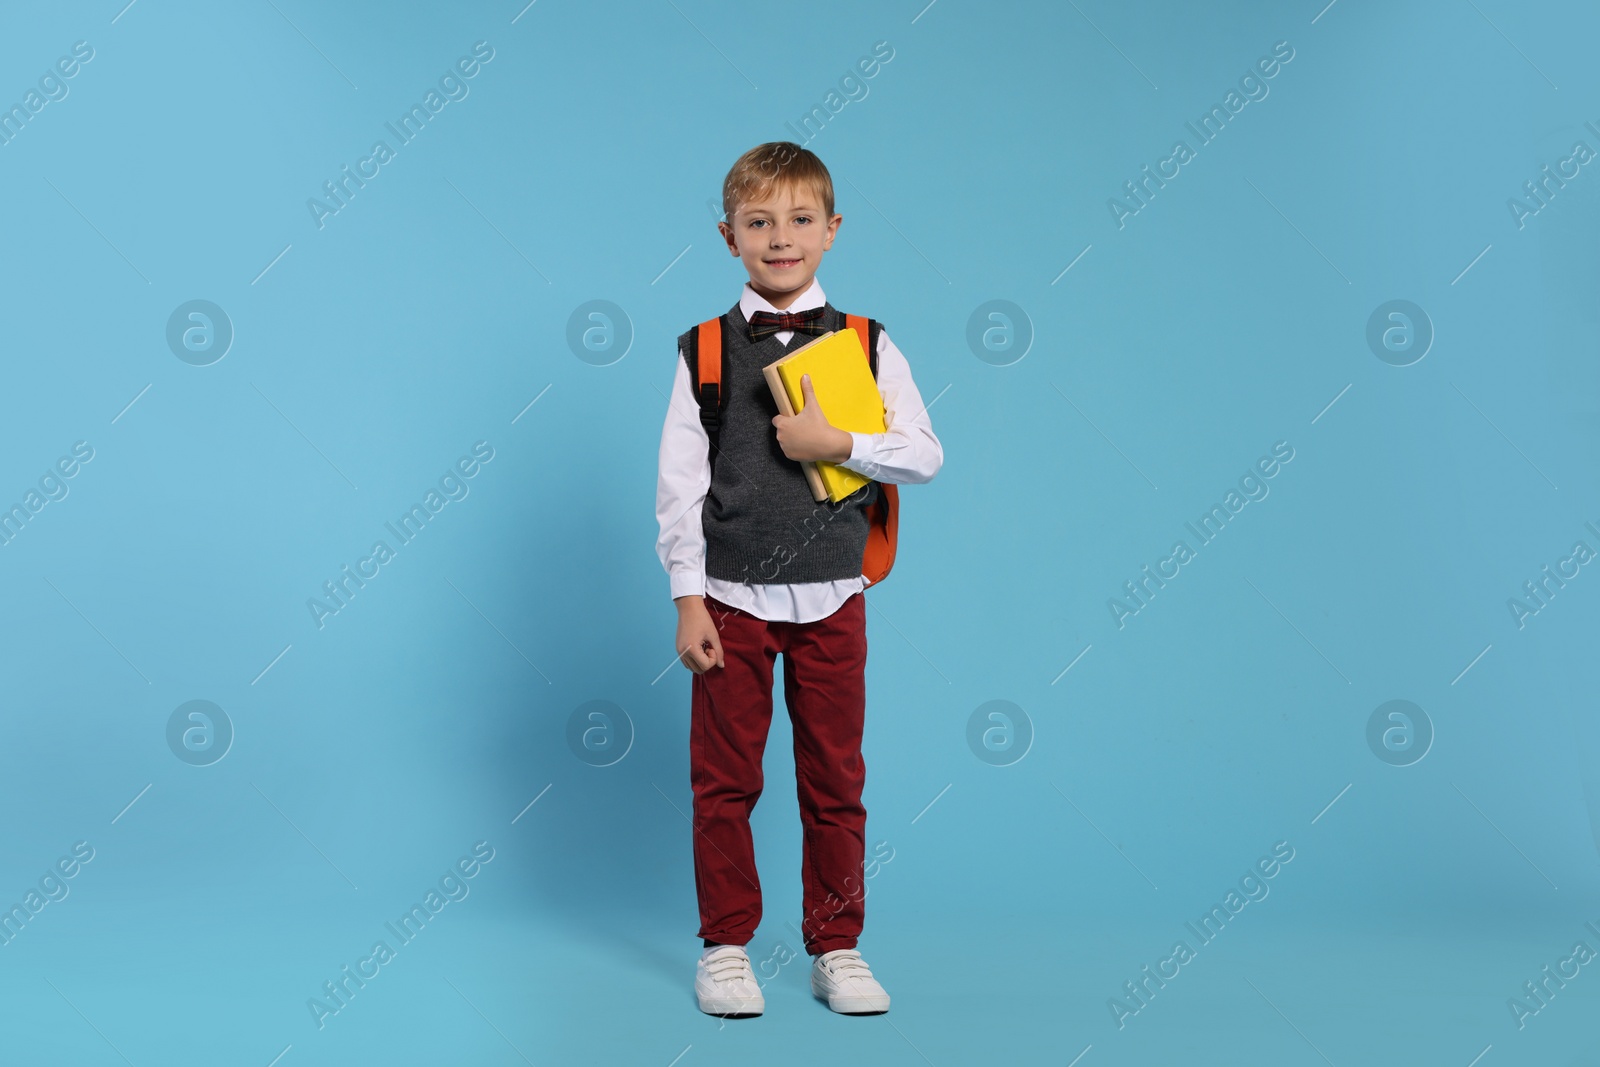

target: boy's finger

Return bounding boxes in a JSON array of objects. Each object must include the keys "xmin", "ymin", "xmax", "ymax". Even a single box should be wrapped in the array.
[{"xmin": 679, "ymin": 636, "xmax": 710, "ymax": 674}]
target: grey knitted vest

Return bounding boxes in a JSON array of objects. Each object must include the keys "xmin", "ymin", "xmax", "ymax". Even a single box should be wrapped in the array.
[{"xmin": 678, "ymin": 302, "xmax": 879, "ymax": 585}]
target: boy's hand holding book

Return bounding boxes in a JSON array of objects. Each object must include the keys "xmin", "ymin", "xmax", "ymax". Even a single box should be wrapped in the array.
[
  {"xmin": 772, "ymin": 375, "xmax": 853, "ymax": 463},
  {"xmin": 762, "ymin": 330, "xmax": 887, "ymax": 503}
]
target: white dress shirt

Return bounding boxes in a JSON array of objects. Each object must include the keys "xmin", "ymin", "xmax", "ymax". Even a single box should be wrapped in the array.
[{"xmin": 655, "ymin": 278, "xmax": 943, "ymax": 623}]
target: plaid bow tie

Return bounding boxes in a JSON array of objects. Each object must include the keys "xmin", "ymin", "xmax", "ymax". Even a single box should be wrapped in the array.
[{"xmin": 747, "ymin": 307, "xmax": 827, "ymax": 340}]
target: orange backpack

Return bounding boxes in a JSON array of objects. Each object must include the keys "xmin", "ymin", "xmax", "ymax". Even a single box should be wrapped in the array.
[{"xmin": 688, "ymin": 311, "xmax": 899, "ymax": 587}]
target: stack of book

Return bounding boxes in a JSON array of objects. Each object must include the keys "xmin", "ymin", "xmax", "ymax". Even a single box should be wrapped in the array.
[{"xmin": 763, "ymin": 328, "xmax": 887, "ymax": 503}]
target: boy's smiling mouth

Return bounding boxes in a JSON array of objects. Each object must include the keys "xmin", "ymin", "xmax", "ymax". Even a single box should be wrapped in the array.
[{"xmin": 765, "ymin": 257, "xmax": 803, "ymax": 269}]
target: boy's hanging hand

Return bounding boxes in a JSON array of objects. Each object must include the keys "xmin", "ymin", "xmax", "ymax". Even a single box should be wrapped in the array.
[
  {"xmin": 675, "ymin": 597, "xmax": 725, "ymax": 673},
  {"xmin": 773, "ymin": 374, "xmax": 853, "ymax": 463}
]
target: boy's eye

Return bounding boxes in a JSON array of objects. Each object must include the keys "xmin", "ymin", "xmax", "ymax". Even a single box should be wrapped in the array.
[{"xmin": 794, "ymin": 216, "xmax": 811, "ymax": 225}]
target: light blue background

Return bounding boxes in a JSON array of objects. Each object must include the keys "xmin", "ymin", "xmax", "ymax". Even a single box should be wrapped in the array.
[{"xmin": 1, "ymin": 0, "xmax": 1597, "ymax": 1063}]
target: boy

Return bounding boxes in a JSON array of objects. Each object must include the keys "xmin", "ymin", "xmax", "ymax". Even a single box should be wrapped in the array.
[{"xmin": 654, "ymin": 141, "xmax": 943, "ymax": 1017}]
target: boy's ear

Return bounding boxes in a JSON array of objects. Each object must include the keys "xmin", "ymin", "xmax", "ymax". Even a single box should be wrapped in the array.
[
  {"xmin": 717, "ymin": 220, "xmax": 739, "ymax": 256},
  {"xmin": 822, "ymin": 213, "xmax": 843, "ymax": 250}
]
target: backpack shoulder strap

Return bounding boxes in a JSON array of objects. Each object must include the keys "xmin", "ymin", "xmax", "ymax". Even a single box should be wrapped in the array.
[
  {"xmin": 843, "ymin": 313, "xmax": 882, "ymax": 377},
  {"xmin": 688, "ymin": 316, "xmax": 728, "ymax": 468}
]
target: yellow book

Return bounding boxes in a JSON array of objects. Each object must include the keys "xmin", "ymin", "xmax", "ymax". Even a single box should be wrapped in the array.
[{"xmin": 762, "ymin": 329, "xmax": 886, "ymax": 503}]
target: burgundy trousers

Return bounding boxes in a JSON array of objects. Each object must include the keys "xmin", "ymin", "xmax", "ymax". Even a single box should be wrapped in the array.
[{"xmin": 690, "ymin": 591, "xmax": 868, "ymax": 956}]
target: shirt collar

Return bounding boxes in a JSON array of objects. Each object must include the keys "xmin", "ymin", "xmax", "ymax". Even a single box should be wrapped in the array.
[{"xmin": 740, "ymin": 277, "xmax": 825, "ymax": 322}]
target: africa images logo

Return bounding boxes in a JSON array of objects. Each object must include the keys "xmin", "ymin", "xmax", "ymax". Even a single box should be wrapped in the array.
[{"xmin": 306, "ymin": 42, "xmax": 495, "ymax": 230}]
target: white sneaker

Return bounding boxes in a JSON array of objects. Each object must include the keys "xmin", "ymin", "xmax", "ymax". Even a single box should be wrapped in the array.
[
  {"xmin": 695, "ymin": 945, "xmax": 765, "ymax": 1016},
  {"xmin": 810, "ymin": 948, "xmax": 890, "ymax": 1014}
]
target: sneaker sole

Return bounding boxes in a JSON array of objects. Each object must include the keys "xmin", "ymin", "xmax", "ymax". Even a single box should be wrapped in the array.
[
  {"xmin": 811, "ymin": 978, "xmax": 889, "ymax": 1014},
  {"xmin": 697, "ymin": 995, "xmax": 765, "ymax": 1016}
]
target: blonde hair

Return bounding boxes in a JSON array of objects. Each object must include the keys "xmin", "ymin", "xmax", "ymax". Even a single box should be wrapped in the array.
[{"xmin": 722, "ymin": 141, "xmax": 835, "ymax": 221}]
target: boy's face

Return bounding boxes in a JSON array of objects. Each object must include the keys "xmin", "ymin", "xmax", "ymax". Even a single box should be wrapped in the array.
[{"xmin": 717, "ymin": 183, "xmax": 841, "ymax": 310}]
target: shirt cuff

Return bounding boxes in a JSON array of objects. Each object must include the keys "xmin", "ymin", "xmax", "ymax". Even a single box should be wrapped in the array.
[
  {"xmin": 839, "ymin": 431, "xmax": 878, "ymax": 477},
  {"xmin": 669, "ymin": 568, "xmax": 706, "ymax": 601}
]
